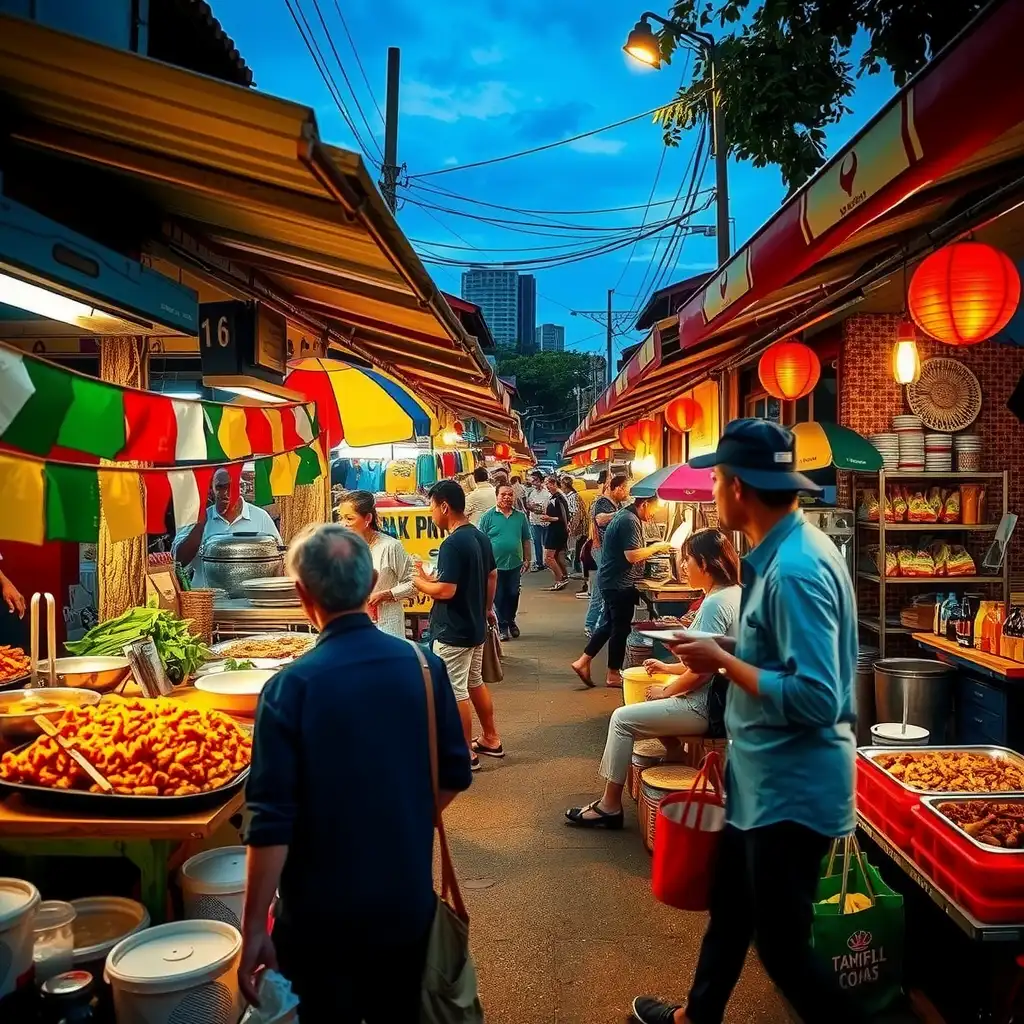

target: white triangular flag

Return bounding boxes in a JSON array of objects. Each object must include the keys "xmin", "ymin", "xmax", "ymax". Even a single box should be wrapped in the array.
[
  {"xmin": 167, "ymin": 469, "xmax": 202, "ymax": 527},
  {"xmin": 171, "ymin": 399, "xmax": 206, "ymax": 461},
  {"xmin": 0, "ymin": 350, "xmax": 36, "ymax": 435}
]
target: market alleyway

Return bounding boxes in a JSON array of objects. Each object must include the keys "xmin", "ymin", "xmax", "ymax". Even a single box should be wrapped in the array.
[{"xmin": 443, "ymin": 571, "xmax": 789, "ymax": 1024}]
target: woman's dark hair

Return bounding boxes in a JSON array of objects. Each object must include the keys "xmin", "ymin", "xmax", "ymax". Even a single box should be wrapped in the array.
[
  {"xmin": 341, "ymin": 489, "xmax": 379, "ymax": 531},
  {"xmin": 473, "ymin": 466, "xmax": 489, "ymax": 483},
  {"xmin": 609, "ymin": 474, "xmax": 628, "ymax": 491},
  {"xmin": 683, "ymin": 528, "xmax": 741, "ymax": 588},
  {"xmin": 428, "ymin": 479, "xmax": 467, "ymax": 514}
]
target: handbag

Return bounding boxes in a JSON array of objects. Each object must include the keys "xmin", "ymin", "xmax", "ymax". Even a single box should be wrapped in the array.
[
  {"xmin": 811, "ymin": 835, "xmax": 904, "ymax": 1015},
  {"xmin": 409, "ymin": 643, "xmax": 485, "ymax": 1024},
  {"xmin": 481, "ymin": 625, "xmax": 503, "ymax": 684},
  {"xmin": 651, "ymin": 752, "xmax": 726, "ymax": 912}
]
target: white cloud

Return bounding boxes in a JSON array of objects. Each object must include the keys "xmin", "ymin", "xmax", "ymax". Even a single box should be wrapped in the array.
[
  {"xmin": 442, "ymin": 156, "xmax": 459, "ymax": 166},
  {"xmin": 403, "ymin": 80, "xmax": 518, "ymax": 122},
  {"xmin": 470, "ymin": 46, "xmax": 504, "ymax": 66},
  {"xmin": 568, "ymin": 136, "xmax": 627, "ymax": 156}
]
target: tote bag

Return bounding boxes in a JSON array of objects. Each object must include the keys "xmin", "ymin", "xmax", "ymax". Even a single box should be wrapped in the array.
[
  {"xmin": 811, "ymin": 835, "xmax": 904, "ymax": 1015},
  {"xmin": 651, "ymin": 752, "xmax": 726, "ymax": 912},
  {"xmin": 481, "ymin": 625, "xmax": 503, "ymax": 684}
]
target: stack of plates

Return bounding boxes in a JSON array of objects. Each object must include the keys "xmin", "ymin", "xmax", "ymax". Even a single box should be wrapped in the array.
[
  {"xmin": 924, "ymin": 433, "xmax": 952, "ymax": 472},
  {"xmin": 954, "ymin": 433, "xmax": 981, "ymax": 472},
  {"xmin": 893, "ymin": 414, "xmax": 924, "ymax": 471},
  {"xmin": 240, "ymin": 576, "xmax": 300, "ymax": 608},
  {"xmin": 857, "ymin": 646, "xmax": 879, "ymax": 671},
  {"xmin": 868, "ymin": 433, "xmax": 899, "ymax": 470}
]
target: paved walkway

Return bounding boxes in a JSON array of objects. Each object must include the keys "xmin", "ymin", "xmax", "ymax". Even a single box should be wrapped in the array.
[{"xmin": 443, "ymin": 572, "xmax": 789, "ymax": 1024}]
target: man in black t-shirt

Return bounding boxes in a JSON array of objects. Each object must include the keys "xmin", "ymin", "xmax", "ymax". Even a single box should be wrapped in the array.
[{"xmin": 414, "ymin": 480, "xmax": 505, "ymax": 771}]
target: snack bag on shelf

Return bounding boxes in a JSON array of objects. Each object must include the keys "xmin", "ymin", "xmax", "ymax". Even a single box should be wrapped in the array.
[
  {"xmin": 890, "ymin": 487, "xmax": 908, "ymax": 523},
  {"xmin": 883, "ymin": 490, "xmax": 897, "ymax": 523},
  {"xmin": 857, "ymin": 489, "xmax": 880, "ymax": 522},
  {"xmin": 896, "ymin": 548, "xmax": 917, "ymax": 577},
  {"xmin": 929, "ymin": 542, "xmax": 951, "ymax": 576},
  {"xmin": 913, "ymin": 549, "xmax": 936, "ymax": 576},
  {"xmin": 946, "ymin": 545, "xmax": 977, "ymax": 577},
  {"xmin": 884, "ymin": 547, "xmax": 899, "ymax": 578},
  {"xmin": 907, "ymin": 490, "xmax": 931, "ymax": 523},
  {"xmin": 925, "ymin": 487, "xmax": 943, "ymax": 522},
  {"xmin": 939, "ymin": 489, "xmax": 961, "ymax": 524}
]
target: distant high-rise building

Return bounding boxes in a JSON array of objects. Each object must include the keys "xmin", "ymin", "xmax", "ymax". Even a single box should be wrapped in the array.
[
  {"xmin": 517, "ymin": 275, "xmax": 536, "ymax": 352},
  {"xmin": 460, "ymin": 268, "xmax": 519, "ymax": 347},
  {"xmin": 535, "ymin": 323, "xmax": 565, "ymax": 353}
]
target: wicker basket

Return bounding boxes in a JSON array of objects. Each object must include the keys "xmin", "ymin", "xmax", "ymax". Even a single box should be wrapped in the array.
[
  {"xmin": 682, "ymin": 736, "xmax": 729, "ymax": 768},
  {"xmin": 179, "ymin": 588, "xmax": 215, "ymax": 645},
  {"xmin": 906, "ymin": 358, "xmax": 982, "ymax": 432},
  {"xmin": 638, "ymin": 764, "xmax": 699, "ymax": 853},
  {"xmin": 628, "ymin": 739, "xmax": 667, "ymax": 802}
]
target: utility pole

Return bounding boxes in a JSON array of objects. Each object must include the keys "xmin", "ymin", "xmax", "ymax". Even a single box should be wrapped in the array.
[
  {"xmin": 571, "ymin": 290, "xmax": 634, "ymax": 387},
  {"xmin": 605, "ymin": 288, "xmax": 613, "ymax": 389},
  {"xmin": 380, "ymin": 47, "xmax": 401, "ymax": 215}
]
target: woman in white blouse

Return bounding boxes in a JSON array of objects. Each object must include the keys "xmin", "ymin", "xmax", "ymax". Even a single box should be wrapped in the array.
[{"xmin": 336, "ymin": 491, "xmax": 415, "ymax": 639}]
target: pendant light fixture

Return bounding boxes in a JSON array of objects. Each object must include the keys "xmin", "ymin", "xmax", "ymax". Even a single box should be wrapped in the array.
[{"xmin": 893, "ymin": 260, "xmax": 921, "ymax": 385}]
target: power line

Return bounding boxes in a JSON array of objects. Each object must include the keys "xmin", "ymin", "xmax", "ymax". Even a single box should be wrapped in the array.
[
  {"xmin": 330, "ymin": 0, "xmax": 385, "ymax": 125},
  {"xmin": 408, "ymin": 103, "xmax": 671, "ymax": 179},
  {"xmin": 613, "ymin": 144, "xmax": 667, "ymax": 292}
]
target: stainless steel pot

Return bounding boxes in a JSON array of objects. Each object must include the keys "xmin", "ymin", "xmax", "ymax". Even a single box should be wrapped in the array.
[
  {"xmin": 873, "ymin": 657, "xmax": 955, "ymax": 744},
  {"xmin": 200, "ymin": 533, "xmax": 285, "ymax": 598}
]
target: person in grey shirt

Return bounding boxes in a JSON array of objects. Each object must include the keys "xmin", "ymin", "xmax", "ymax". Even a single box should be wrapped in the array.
[{"xmin": 565, "ymin": 530, "xmax": 741, "ymax": 829}]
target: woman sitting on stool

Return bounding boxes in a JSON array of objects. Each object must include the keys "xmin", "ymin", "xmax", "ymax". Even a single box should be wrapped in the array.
[{"xmin": 565, "ymin": 529, "xmax": 742, "ymax": 829}]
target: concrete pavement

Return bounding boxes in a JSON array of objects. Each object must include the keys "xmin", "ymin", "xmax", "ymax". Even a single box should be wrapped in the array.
[{"xmin": 443, "ymin": 570, "xmax": 789, "ymax": 1024}]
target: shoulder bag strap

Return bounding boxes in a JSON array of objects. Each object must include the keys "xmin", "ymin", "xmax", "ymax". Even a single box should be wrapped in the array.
[{"xmin": 407, "ymin": 640, "xmax": 469, "ymax": 922}]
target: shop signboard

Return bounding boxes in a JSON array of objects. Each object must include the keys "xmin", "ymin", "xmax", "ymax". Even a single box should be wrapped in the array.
[
  {"xmin": 198, "ymin": 299, "xmax": 288, "ymax": 385},
  {"xmin": 377, "ymin": 505, "xmax": 449, "ymax": 614}
]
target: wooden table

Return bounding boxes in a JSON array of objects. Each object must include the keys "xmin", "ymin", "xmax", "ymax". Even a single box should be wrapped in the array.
[
  {"xmin": 0, "ymin": 790, "xmax": 244, "ymax": 923},
  {"xmin": 912, "ymin": 632, "xmax": 1024, "ymax": 680}
]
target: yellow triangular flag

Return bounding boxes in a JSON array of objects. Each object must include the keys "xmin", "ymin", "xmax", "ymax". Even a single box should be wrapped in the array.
[
  {"xmin": 0, "ymin": 453, "xmax": 44, "ymax": 545},
  {"xmin": 217, "ymin": 406, "xmax": 251, "ymax": 459},
  {"xmin": 263, "ymin": 409, "xmax": 285, "ymax": 456},
  {"xmin": 98, "ymin": 470, "xmax": 146, "ymax": 541},
  {"xmin": 269, "ymin": 451, "xmax": 300, "ymax": 497}
]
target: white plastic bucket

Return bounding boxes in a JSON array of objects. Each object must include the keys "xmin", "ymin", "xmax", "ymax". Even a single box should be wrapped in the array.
[
  {"xmin": 105, "ymin": 920, "xmax": 243, "ymax": 1024},
  {"xmin": 179, "ymin": 846, "xmax": 246, "ymax": 930},
  {"xmin": 871, "ymin": 722, "xmax": 930, "ymax": 746},
  {"xmin": 0, "ymin": 878, "xmax": 40, "ymax": 1000},
  {"xmin": 71, "ymin": 896, "xmax": 150, "ymax": 978}
]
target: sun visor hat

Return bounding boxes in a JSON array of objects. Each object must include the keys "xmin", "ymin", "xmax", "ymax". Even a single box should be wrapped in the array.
[{"xmin": 688, "ymin": 418, "xmax": 822, "ymax": 492}]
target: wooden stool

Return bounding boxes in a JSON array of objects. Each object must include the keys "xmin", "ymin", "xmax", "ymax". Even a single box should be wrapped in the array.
[
  {"xmin": 628, "ymin": 739, "xmax": 667, "ymax": 802},
  {"xmin": 638, "ymin": 764, "xmax": 699, "ymax": 854},
  {"xmin": 682, "ymin": 736, "xmax": 728, "ymax": 768}
]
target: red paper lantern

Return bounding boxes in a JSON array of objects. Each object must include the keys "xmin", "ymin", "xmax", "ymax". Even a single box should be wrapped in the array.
[
  {"xmin": 572, "ymin": 453, "xmax": 588, "ymax": 468},
  {"xmin": 592, "ymin": 444, "xmax": 611, "ymax": 462},
  {"xmin": 636, "ymin": 418, "xmax": 659, "ymax": 449},
  {"xmin": 758, "ymin": 340, "xmax": 820, "ymax": 401},
  {"xmin": 619, "ymin": 422, "xmax": 641, "ymax": 452},
  {"xmin": 908, "ymin": 241, "xmax": 1021, "ymax": 345},
  {"xmin": 665, "ymin": 396, "xmax": 701, "ymax": 433}
]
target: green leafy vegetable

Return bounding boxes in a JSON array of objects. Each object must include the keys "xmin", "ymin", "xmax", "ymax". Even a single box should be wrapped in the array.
[{"xmin": 224, "ymin": 659, "xmax": 256, "ymax": 671}]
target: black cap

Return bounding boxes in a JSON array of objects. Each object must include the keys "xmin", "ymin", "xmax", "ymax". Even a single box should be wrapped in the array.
[{"xmin": 688, "ymin": 418, "xmax": 821, "ymax": 492}]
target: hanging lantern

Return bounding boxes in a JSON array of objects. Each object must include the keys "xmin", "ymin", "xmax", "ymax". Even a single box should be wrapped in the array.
[
  {"xmin": 619, "ymin": 422, "xmax": 641, "ymax": 451},
  {"xmin": 593, "ymin": 444, "xmax": 611, "ymax": 462},
  {"xmin": 636, "ymin": 418, "xmax": 659, "ymax": 450},
  {"xmin": 909, "ymin": 241, "xmax": 1020, "ymax": 346},
  {"xmin": 892, "ymin": 320, "xmax": 921, "ymax": 385},
  {"xmin": 665, "ymin": 395, "xmax": 701, "ymax": 433},
  {"xmin": 453, "ymin": 420, "xmax": 464, "ymax": 435},
  {"xmin": 758, "ymin": 340, "xmax": 820, "ymax": 401}
]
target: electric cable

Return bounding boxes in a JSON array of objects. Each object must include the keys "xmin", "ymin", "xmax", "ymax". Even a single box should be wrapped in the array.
[{"xmin": 330, "ymin": 0, "xmax": 385, "ymax": 125}]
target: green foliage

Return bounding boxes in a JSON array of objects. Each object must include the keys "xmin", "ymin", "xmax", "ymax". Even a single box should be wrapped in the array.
[
  {"xmin": 654, "ymin": 0, "xmax": 985, "ymax": 192},
  {"xmin": 495, "ymin": 351, "xmax": 598, "ymax": 422}
]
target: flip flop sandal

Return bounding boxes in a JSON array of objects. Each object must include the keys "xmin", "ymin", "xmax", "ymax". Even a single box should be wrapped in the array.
[
  {"xmin": 570, "ymin": 664, "xmax": 596, "ymax": 688},
  {"xmin": 565, "ymin": 801, "xmax": 624, "ymax": 830},
  {"xmin": 472, "ymin": 738, "xmax": 505, "ymax": 758},
  {"xmin": 470, "ymin": 755, "xmax": 481, "ymax": 772}
]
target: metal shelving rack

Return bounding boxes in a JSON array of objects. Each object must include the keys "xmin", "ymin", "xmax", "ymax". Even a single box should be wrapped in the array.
[{"xmin": 852, "ymin": 470, "xmax": 1010, "ymax": 658}]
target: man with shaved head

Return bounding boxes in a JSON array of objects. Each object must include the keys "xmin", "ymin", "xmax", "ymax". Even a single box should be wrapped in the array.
[{"xmin": 171, "ymin": 466, "xmax": 281, "ymax": 586}]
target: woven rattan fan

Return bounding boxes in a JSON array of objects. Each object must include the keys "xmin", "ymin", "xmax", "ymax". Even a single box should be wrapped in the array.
[{"xmin": 906, "ymin": 357, "xmax": 982, "ymax": 432}]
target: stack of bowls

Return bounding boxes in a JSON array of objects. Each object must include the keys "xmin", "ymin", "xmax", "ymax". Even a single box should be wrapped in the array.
[
  {"xmin": 868, "ymin": 433, "xmax": 899, "ymax": 470},
  {"xmin": 924, "ymin": 433, "xmax": 953, "ymax": 473},
  {"xmin": 893, "ymin": 414, "xmax": 924, "ymax": 471},
  {"xmin": 954, "ymin": 434, "xmax": 981, "ymax": 471}
]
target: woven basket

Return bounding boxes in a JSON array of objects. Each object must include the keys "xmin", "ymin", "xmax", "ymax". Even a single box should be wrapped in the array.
[
  {"xmin": 179, "ymin": 588, "xmax": 215, "ymax": 645},
  {"xmin": 638, "ymin": 764, "xmax": 699, "ymax": 853},
  {"xmin": 628, "ymin": 739, "xmax": 667, "ymax": 802},
  {"xmin": 682, "ymin": 736, "xmax": 730, "ymax": 768},
  {"xmin": 906, "ymin": 358, "xmax": 982, "ymax": 432}
]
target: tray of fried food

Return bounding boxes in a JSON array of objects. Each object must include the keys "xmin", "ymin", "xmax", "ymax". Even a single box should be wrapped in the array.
[
  {"xmin": 0, "ymin": 697, "xmax": 252, "ymax": 814},
  {"xmin": 923, "ymin": 794, "xmax": 1024, "ymax": 852},
  {"xmin": 0, "ymin": 644, "xmax": 30, "ymax": 688},
  {"xmin": 208, "ymin": 632, "xmax": 316, "ymax": 664},
  {"xmin": 860, "ymin": 746, "xmax": 1024, "ymax": 794}
]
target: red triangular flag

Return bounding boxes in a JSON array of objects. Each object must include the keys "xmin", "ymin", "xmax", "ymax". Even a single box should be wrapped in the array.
[
  {"xmin": 192, "ymin": 466, "xmax": 216, "ymax": 524},
  {"xmin": 280, "ymin": 407, "xmax": 304, "ymax": 451},
  {"xmin": 224, "ymin": 462, "xmax": 243, "ymax": 514},
  {"xmin": 121, "ymin": 392, "xmax": 177, "ymax": 462},
  {"xmin": 243, "ymin": 407, "xmax": 273, "ymax": 456},
  {"xmin": 144, "ymin": 471, "xmax": 172, "ymax": 535}
]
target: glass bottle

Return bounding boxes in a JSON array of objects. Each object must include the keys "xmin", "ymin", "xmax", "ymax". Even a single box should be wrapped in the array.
[{"xmin": 956, "ymin": 595, "xmax": 974, "ymax": 648}]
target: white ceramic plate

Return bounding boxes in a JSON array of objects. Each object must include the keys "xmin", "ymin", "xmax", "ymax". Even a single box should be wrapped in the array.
[
  {"xmin": 637, "ymin": 629, "xmax": 724, "ymax": 642},
  {"xmin": 194, "ymin": 658, "xmax": 282, "ymax": 677}
]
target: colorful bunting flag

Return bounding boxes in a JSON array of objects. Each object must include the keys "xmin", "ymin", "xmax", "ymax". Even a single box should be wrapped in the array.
[
  {"xmin": 45, "ymin": 464, "xmax": 101, "ymax": 542},
  {"xmin": 57, "ymin": 375, "xmax": 125, "ymax": 458},
  {"xmin": 167, "ymin": 467, "xmax": 216, "ymax": 528},
  {"xmin": 269, "ymin": 452, "xmax": 300, "ymax": 498},
  {"xmin": 97, "ymin": 470, "xmax": 146, "ymax": 542},
  {"xmin": 171, "ymin": 400, "xmax": 207, "ymax": 461},
  {"xmin": 0, "ymin": 453, "xmax": 44, "ymax": 545},
  {"xmin": 217, "ymin": 406, "xmax": 252, "ymax": 460},
  {"xmin": 0, "ymin": 352, "xmax": 74, "ymax": 455},
  {"xmin": 253, "ymin": 457, "xmax": 273, "ymax": 507}
]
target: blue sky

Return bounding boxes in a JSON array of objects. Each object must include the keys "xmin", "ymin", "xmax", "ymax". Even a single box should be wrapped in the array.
[{"xmin": 214, "ymin": 1, "xmax": 898, "ymax": 359}]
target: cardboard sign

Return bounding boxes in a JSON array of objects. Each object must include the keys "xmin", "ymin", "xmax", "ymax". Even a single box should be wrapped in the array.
[{"xmin": 145, "ymin": 567, "xmax": 180, "ymax": 615}]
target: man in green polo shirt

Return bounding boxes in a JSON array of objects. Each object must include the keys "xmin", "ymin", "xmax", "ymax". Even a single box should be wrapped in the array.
[{"xmin": 479, "ymin": 484, "xmax": 532, "ymax": 642}]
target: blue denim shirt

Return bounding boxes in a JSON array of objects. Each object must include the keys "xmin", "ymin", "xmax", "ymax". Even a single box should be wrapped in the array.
[{"xmin": 725, "ymin": 509, "xmax": 857, "ymax": 837}]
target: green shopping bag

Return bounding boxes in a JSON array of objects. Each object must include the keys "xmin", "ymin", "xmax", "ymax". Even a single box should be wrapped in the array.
[{"xmin": 811, "ymin": 836, "xmax": 904, "ymax": 1016}]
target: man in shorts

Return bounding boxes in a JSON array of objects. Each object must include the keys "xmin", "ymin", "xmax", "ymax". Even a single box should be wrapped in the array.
[{"xmin": 414, "ymin": 480, "xmax": 505, "ymax": 771}]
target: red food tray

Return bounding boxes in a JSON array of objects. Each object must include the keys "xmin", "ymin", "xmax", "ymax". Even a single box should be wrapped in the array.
[
  {"xmin": 912, "ymin": 800, "xmax": 1024, "ymax": 924},
  {"xmin": 856, "ymin": 756, "xmax": 917, "ymax": 851}
]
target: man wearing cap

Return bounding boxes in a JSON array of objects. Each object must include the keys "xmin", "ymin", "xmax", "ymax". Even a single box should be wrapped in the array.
[{"xmin": 632, "ymin": 419, "xmax": 862, "ymax": 1024}]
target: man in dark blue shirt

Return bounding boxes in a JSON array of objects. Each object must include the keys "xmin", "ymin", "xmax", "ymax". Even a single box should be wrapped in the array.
[{"xmin": 240, "ymin": 524, "xmax": 472, "ymax": 1022}]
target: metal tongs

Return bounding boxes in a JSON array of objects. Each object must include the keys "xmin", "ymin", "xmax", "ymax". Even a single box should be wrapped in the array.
[{"xmin": 29, "ymin": 592, "xmax": 57, "ymax": 689}]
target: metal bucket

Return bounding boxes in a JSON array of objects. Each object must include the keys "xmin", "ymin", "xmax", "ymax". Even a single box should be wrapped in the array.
[
  {"xmin": 855, "ymin": 665, "xmax": 876, "ymax": 747},
  {"xmin": 873, "ymin": 658, "xmax": 955, "ymax": 744}
]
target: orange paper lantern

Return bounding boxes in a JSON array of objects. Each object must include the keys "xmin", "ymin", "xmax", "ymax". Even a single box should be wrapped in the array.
[
  {"xmin": 572, "ymin": 453, "xmax": 587, "ymax": 468},
  {"xmin": 665, "ymin": 396, "xmax": 701, "ymax": 433},
  {"xmin": 636, "ymin": 418, "xmax": 659, "ymax": 449},
  {"xmin": 594, "ymin": 444, "xmax": 611, "ymax": 461},
  {"xmin": 758, "ymin": 340, "xmax": 820, "ymax": 401},
  {"xmin": 619, "ymin": 422, "xmax": 641, "ymax": 452},
  {"xmin": 908, "ymin": 241, "xmax": 1020, "ymax": 345}
]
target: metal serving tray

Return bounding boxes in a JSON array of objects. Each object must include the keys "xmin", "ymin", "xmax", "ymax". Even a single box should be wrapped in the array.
[
  {"xmin": 921, "ymin": 794, "xmax": 1024, "ymax": 855},
  {"xmin": 857, "ymin": 745, "xmax": 1024, "ymax": 795}
]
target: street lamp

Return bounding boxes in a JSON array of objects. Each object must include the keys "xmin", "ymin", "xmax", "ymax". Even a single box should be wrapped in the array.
[{"xmin": 624, "ymin": 12, "xmax": 731, "ymax": 267}]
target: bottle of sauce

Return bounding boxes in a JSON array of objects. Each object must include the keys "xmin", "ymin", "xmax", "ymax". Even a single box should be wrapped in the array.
[
  {"xmin": 944, "ymin": 593, "xmax": 961, "ymax": 642},
  {"xmin": 956, "ymin": 595, "xmax": 975, "ymax": 648},
  {"xmin": 973, "ymin": 600, "xmax": 990, "ymax": 651}
]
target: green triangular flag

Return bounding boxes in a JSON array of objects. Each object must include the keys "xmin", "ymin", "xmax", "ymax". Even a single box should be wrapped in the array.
[
  {"xmin": 253, "ymin": 457, "xmax": 274, "ymax": 506},
  {"xmin": 45, "ymin": 463, "xmax": 101, "ymax": 542},
  {"xmin": 203, "ymin": 404, "xmax": 227, "ymax": 462},
  {"xmin": 2, "ymin": 357, "xmax": 74, "ymax": 455},
  {"xmin": 295, "ymin": 444, "xmax": 322, "ymax": 486},
  {"xmin": 57, "ymin": 375, "xmax": 125, "ymax": 459}
]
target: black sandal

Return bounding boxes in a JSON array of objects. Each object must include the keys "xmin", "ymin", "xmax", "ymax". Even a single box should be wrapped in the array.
[{"xmin": 564, "ymin": 800, "xmax": 624, "ymax": 830}]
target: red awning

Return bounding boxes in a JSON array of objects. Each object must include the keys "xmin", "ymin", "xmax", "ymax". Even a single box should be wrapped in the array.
[{"xmin": 568, "ymin": 0, "xmax": 1024, "ymax": 449}]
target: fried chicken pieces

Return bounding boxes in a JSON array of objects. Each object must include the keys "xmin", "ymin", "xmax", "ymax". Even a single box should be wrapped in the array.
[
  {"xmin": 939, "ymin": 802, "xmax": 1024, "ymax": 849},
  {"xmin": 875, "ymin": 751, "xmax": 1024, "ymax": 793},
  {"xmin": 0, "ymin": 699, "xmax": 251, "ymax": 796}
]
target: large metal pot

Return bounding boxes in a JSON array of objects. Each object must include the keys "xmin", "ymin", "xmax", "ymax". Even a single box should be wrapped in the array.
[
  {"xmin": 874, "ymin": 657, "xmax": 955, "ymax": 744},
  {"xmin": 200, "ymin": 533, "xmax": 285, "ymax": 598}
]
